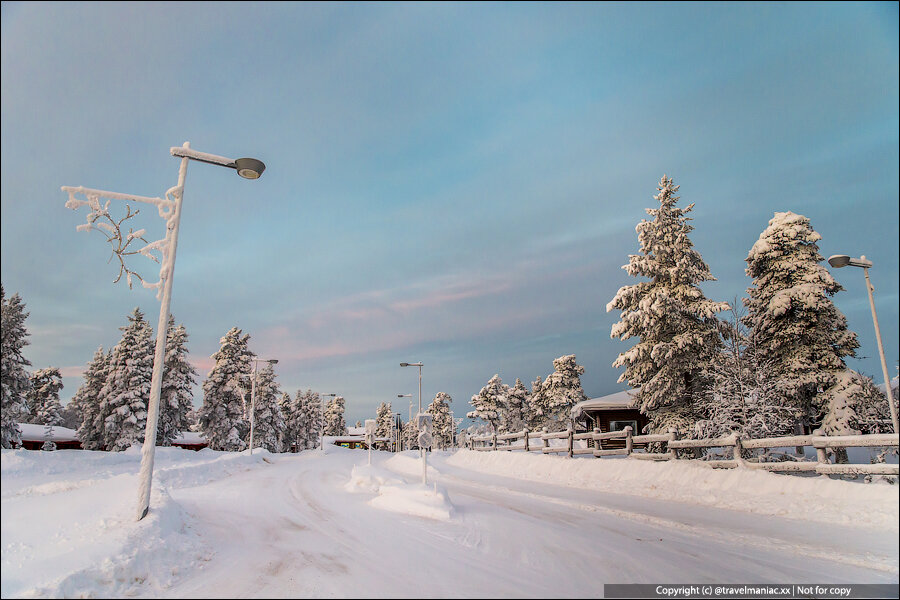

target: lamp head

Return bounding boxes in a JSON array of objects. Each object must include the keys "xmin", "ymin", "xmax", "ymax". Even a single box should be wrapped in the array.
[
  {"xmin": 234, "ymin": 157, "xmax": 266, "ymax": 179},
  {"xmin": 828, "ymin": 255, "xmax": 851, "ymax": 268}
]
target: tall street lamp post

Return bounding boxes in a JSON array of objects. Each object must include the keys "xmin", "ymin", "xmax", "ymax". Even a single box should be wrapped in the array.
[
  {"xmin": 828, "ymin": 254, "xmax": 898, "ymax": 433},
  {"xmin": 401, "ymin": 362, "xmax": 428, "ymax": 483},
  {"xmin": 63, "ymin": 142, "xmax": 265, "ymax": 521},
  {"xmin": 249, "ymin": 358, "xmax": 278, "ymax": 455},
  {"xmin": 320, "ymin": 393, "xmax": 337, "ymax": 451},
  {"xmin": 400, "ymin": 362, "xmax": 423, "ymax": 414}
]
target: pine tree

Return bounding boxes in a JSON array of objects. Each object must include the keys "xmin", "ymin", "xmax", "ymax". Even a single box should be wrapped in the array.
[
  {"xmin": 427, "ymin": 392, "xmax": 453, "ymax": 449},
  {"xmin": 99, "ymin": 308, "xmax": 154, "ymax": 452},
  {"xmin": 301, "ymin": 390, "xmax": 322, "ymax": 450},
  {"xmin": 74, "ymin": 347, "xmax": 111, "ymax": 450},
  {"xmin": 502, "ymin": 379, "xmax": 529, "ymax": 433},
  {"xmin": 279, "ymin": 392, "xmax": 299, "ymax": 452},
  {"xmin": 247, "ymin": 363, "xmax": 285, "ymax": 452},
  {"xmin": 468, "ymin": 374, "xmax": 507, "ymax": 432},
  {"xmin": 402, "ymin": 419, "xmax": 419, "ymax": 450},
  {"xmin": 525, "ymin": 376, "xmax": 545, "ymax": 430},
  {"xmin": 157, "ymin": 316, "xmax": 197, "ymax": 446},
  {"xmin": 199, "ymin": 327, "xmax": 253, "ymax": 451},
  {"xmin": 540, "ymin": 355, "xmax": 587, "ymax": 431},
  {"xmin": 28, "ymin": 368, "xmax": 64, "ymax": 450},
  {"xmin": 375, "ymin": 401, "xmax": 394, "ymax": 439},
  {"xmin": 607, "ymin": 175, "xmax": 729, "ymax": 434},
  {"xmin": 744, "ymin": 212, "xmax": 859, "ymax": 430},
  {"xmin": 1, "ymin": 285, "xmax": 32, "ymax": 448},
  {"xmin": 323, "ymin": 395, "xmax": 347, "ymax": 436}
]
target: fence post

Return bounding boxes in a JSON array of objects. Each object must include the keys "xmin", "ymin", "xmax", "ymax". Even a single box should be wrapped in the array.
[
  {"xmin": 733, "ymin": 434, "xmax": 744, "ymax": 467},
  {"xmin": 592, "ymin": 427, "xmax": 601, "ymax": 452},
  {"xmin": 812, "ymin": 428, "xmax": 828, "ymax": 465},
  {"xmin": 624, "ymin": 426, "xmax": 633, "ymax": 456},
  {"xmin": 667, "ymin": 428, "xmax": 678, "ymax": 460},
  {"xmin": 542, "ymin": 427, "xmax": 549, "ymax": 452},
  {"xmin": 523, "ymin": 427, "xmax": 530, "ymax": 452},
  {"xmin": 567, "ymin": 424, "xmax": 574, "ymax": 458}
]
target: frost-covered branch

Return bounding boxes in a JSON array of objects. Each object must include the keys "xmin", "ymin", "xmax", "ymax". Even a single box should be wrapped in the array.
[{"xmin": 62, "ymin": 185, "xmax": 180, "ymax": 300}]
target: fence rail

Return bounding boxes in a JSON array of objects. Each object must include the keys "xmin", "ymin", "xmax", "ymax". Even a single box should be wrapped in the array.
[{"xmin": 466, "ymin": 425, "xmax": 899, "ymax": 477}]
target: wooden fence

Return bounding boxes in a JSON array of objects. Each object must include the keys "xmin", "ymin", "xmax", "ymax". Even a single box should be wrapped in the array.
[{"xmin": 468, "ymin": 426, "xmax": 899, "ymax": 477}]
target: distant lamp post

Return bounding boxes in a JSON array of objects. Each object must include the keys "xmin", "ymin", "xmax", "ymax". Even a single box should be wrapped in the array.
[
  {"xmin": 63, "ymin": 142, "xmax": 266, "ymax": 522},
  {"xmin": 828, "ymin": 254, "xmax": 898, "ymax": 434},
  {"xmin": 398, "ymin": 394, "xmax": 413, "ymax": 422},
  {"xmin": 249, "ymin": 358, "xmax": 278, "ymax": 455},
  {"xmin": 400, "ymin": 363, "xmax": 423, "ymax": 414},
  {"xmin": 320, "ymin": 393, "xmax": 337, "ymax": 450},
  {"xmin": 401, "ymin": 362, "xmax": 430, "ymax": 483}
]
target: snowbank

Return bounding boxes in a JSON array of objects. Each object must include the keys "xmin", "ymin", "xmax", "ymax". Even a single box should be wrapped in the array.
[
  {"xmin": 446, "ymin": 450, "xmax": 900, "ymax": 529},
  {"xmin": 345, "ymin": 461, "xmax": 454, "ymax": 521}
]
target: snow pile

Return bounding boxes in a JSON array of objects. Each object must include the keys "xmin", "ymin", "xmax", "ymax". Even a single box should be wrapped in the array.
[
  {"xmin": 447, "ymin": 450, "xmax": 899, "ymax": 529},
  {"xmin": 345, "ymin": 459, "xmax": 454, "ymax": 521},
  {"xmin": 1, "ymin": 446, "xmax": 207, "ymax": 598}
]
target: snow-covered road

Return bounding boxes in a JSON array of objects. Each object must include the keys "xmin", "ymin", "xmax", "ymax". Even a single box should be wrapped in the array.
[{"xmin": 2, "ymin": 445, "xmax": 897, "ymax": 598}]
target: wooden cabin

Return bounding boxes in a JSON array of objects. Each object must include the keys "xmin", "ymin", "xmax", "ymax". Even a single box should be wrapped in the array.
[{"xmin": 571, "ymin": 389, "xmax": 648, "ymax": 449}]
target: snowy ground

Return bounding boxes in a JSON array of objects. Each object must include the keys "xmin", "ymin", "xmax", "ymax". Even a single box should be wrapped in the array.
[{"xmin": 2, "ymin": 445, "xmax": 897, "ymax": 598}]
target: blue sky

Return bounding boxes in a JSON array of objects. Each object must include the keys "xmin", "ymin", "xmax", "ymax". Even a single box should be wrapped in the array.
[{"xmin": 2, "ymin": 1, "xmax": 897, "ymax": 426}]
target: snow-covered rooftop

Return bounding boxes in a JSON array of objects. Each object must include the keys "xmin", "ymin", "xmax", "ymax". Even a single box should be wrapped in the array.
[
  {"xmin": 17, "ymin": 423, "xmax": 79, "ymax": 442},
  {"xmin": 571, "ymin": 388, "xmax": 639, "ymax": 418}
]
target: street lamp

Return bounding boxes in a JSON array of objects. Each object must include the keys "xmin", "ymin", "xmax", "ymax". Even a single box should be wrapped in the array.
[
  {"xmin": 398, "ymin": 394, "xmax": 413, "ymax": 421},
  {"xmin": 400, "ymin": 362, "xmax": 423, "ymax": 413},
  {"xmin": 320, "ymin": 393, "xmax": 337, "ymax": 451},
  {"xmin": 828, "ymin": 254, "xmax": 898, "ymax": 433},
  {"xmin": 63, "ymin": 142, "xmax": 266, "ymax": 522},
  {"xmin": 249, "ymin": 358, "xmax": 278, "ymax": 455},
  {"xmin": 395, "ymin": 412, "xmax": 402, "ymax": 452}
]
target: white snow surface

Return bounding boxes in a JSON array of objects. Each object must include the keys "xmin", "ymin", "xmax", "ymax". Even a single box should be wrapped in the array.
[{"xmin": 2, "ymin": 445, "xmax": 897, "ymax": 598}]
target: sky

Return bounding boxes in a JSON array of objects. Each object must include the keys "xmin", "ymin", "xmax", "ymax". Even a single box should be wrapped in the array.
[{"xmin": 1, "ymin": 1, "xmax": 898, "ymax": 427}]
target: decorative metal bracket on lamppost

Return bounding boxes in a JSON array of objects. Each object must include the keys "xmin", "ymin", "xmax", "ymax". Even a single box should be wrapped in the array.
[
  {"xmin": 63, "ymin": 142, "xmax": 266, "ymax": 521},
  {"xmin": 828, "ymin": 254, "xmax": 899, "ymax": 434}
]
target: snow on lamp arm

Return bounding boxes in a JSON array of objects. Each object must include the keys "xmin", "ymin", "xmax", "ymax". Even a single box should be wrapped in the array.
[{"xmin": 62, "ymin": 142, "xmax": 265, "ymax": 522}]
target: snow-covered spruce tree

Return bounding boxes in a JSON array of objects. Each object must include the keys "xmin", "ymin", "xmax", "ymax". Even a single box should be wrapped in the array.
[
  {"xmin": 695, "ymin": 306, "xmax": 799, "ymax": 441},
  {"xmin": 28, "ymin": 368, "xmax": 64, "ymax": 451},
  {"xmin": 539, "ymin": 355, "xmax": 587, "ymax": 431},
  {"xmin": 468, "ymin": 374, "xmax": 507, "ymax": 433},
  {"xmin": 156, "ymin": 316, "xmax": 197, "ymax": 446},
  {"xmin": 99, "ymin": 308, "xmax": 155, "ymax": 452},
  {"xmin": 402, "ymin": 419, "xmax": 419, "ymax": 450},
  {"xmin": 502, "ymin": 379, "xmax": 529, "ymax": 434},
  {"xmin": 427, "ymin": 392, "xmax": 453, "ymax": 449},
  {"xmin": 279, "ymin": 392, "xmax": 299, "ymax": 451},
  {"xmin": 375, "ymin": 401, "xmax": 393, "ymax": 439},
  {"xmin": 199, "ymin": 327, "xmax": 253, "ymax": 451},
  {"xmin": 607, "ymin": 175, "xmax": 729, "ymax": 435},
  {"xmin": 525, "ymin": 376, "xmax": 545, "ymax": 430},
  {"xmin": 743, "ymin": 212, "xmax": 859, "ymax": 431},
  {"xmin": 821, "ymin": 370, "xmax": 894, "ymax": 437},
  {"xmin": 323, "ymin": 395, "xmax": 347, "ymax": 436},
  {"xmin": 74, "ymin": 347, "xmax": 111, "ymax": 450},
  {"xmin": 247, "ymin": 363, "xmax": 285, "ymax": 453},
  {"xmin": 1, "ymin": 285, "xmax": 32, "ymax": 448},
  {"xmin": 301, "ymin": 389, "xmax": 322, "ymax": 450}
]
